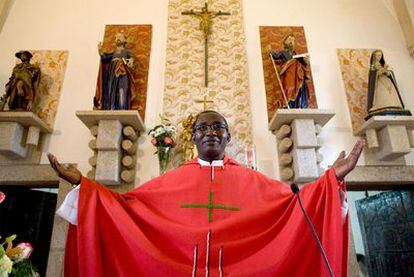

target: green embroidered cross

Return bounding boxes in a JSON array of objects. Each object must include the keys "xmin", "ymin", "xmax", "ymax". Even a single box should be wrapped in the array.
[{"xmin": 181, "ymin": 189, "xmax": 240, "ymax": 222}]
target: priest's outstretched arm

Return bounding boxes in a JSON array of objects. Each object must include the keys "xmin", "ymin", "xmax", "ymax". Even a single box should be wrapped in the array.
[
  {"xmin": 47, "ymin": 140, "xmax": 364, "ymax": 276},
  {"xmin": 47, "ymin": 111, "xmax": 368, "ymax": 276},
  {"xmin": 48, "ymin": 139, "xmax": 364, "ymax": 188},
  {"xmin": 330, "ymin": 139, "xmax": 364, "ymax": 180},
  {"xmin": 48, "ymin": 138, "xmax": 365, "ymax": 226},
  {"xmin": 48, "ymin": 153, "xmax": 81, "ymax": 186}
]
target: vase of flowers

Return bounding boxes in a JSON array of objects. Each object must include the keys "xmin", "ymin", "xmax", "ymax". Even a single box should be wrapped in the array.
[
  {"xmin": 148, "ymin": 116, "xmax": 177, "ymax": 175},
  {"xmin": 0, "ymin": 191, "xmax": 39, "ymax": 277}
]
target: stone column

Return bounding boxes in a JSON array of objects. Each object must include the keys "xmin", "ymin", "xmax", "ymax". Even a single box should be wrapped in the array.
[
  {"xmin": 290, "ymin": 119, "xmax": 320, "ymax": 183},
  {"xmin": 76, "ymin": 110, "xmax": 145, "ymax": 186},
  {"xmin": 269, "ymin": 109, "xmax": 335, "ymax": 184},
  {"xmin": 95, "ymin": 120, "xmax": 123, "ymax": 184}
]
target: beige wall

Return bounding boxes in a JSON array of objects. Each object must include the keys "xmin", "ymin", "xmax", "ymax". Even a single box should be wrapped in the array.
[
  {"xmin": 0, "ymin": 0, "xmax": 413, "ymax": 180},
  {"xmin": 0, "ymin": 0, "xmax": 13, "ymax": 33}
]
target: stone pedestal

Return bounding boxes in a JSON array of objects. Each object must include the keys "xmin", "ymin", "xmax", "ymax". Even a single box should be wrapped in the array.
[
  {"xmin": 269, "ymin": 109, "xmax": 335, "ymax": 184},
  {"xmin": 345, "ymin": 165, "xmax": 414, "ymax": 190},
  {"xmin": 76, "ymin": 110, "xmax": 145, "ymax": 185},
  {"xmin": 355, "ymin": 115, "xmax": 414, "ymax": 165},
  {"xmin": 0, "ymin": 112, "xmax": 52, "ymax": 164}
]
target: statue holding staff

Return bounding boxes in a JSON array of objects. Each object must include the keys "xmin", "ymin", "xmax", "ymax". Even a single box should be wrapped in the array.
[
  {"xmin": 1, "ymin": 51, "xmax": 40, "ymax": 111},
  {"xmin": 269, "ymin": 34, "xmax": 311, "ymax": 109}
]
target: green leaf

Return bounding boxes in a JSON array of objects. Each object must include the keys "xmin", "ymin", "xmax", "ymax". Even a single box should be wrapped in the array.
[
  {"xmin": 7, "ymin": 234, "xmax": 16, "ymax": 242},
  {"xmin": 10, "ymin": 260, "xmax": 38, "ymax": 277}
]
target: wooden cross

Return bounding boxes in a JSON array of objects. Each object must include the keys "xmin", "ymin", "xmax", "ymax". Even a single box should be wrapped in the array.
[
  {"xmin": 181, "ymin": 189, "xmax": 240, "ymax": 222},
  {"xmin": 195, "ymin": 95, "xmax": 214, "ymax": 111},
  {"xmin": 182, "ymin": 2, "xmax": 230, "ymax": 87}
]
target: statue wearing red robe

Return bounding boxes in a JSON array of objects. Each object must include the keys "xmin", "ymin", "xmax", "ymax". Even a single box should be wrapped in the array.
[{"xmin": 271, "ymin": 49, "xmax": 310, "ymax": 109}]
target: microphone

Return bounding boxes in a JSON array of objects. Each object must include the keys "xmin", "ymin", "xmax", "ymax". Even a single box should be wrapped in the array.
[{"xmin": 290, "ymin": 184, "xmax": 334, "ymax": 277}]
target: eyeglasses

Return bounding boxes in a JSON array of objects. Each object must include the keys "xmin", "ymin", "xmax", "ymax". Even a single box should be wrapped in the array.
[{"xmin": 193, "ymin": 123, "xmax": 228, "ymax": 133}]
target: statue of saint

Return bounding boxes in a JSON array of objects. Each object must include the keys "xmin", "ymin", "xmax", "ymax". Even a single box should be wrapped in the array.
[
  {"xmin": 0, "ymin": 51, "xmax": 40, "ymax": 111},
  {"xmin": 270, "ymin": 34, "xmax": 311, "ymax": 109},
  {"xmin": 94, "ymin": 31, "xmax": 136, "ymax": 110},
  {"xmin": 181, "ymin": 114, "xmax": 196, "ymax": 163},
  {"xmin": 365, "ymin": 50, "xmax": 411, "ymax": 119}
]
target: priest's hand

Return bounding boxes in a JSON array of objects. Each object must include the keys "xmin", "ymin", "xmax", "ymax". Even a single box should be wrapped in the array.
[
  {"xmin": 47, "ymin": 153, "xmax": 82, "ymax": 186},
  {"xmin": 332, "ymin": 139, "xmax": 365, "ymax": 180}
]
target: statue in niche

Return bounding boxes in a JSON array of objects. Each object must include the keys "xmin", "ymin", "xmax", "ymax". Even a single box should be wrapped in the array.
[
  {"xmin": 270, "ymin": 34, "xmax": 311, "ymax": 109},
  {"xmin": 0, "ymin": 51, "xmax": 41, "ymax": 111},
  {"xmin": 365, "ymin": 49, "xmax": 411, "ymax": 120},
  {"xmin": 94, "ymin": 31, "xmax": 136, "ymax": 110},
  {"xmin": 181, "ymin": 114, "xmax": 196, "ymax": 163}
]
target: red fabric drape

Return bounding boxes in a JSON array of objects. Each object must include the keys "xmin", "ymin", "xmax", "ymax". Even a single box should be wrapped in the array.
[
  {"xmin": 65, "ymin": 157, "xmax": 348, "ymax": 276},
  {"xmin": 279, "ymin": 59, "xmax": 307, "ymax": 104}
]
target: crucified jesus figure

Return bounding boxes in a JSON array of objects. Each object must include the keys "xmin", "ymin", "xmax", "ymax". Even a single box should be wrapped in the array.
[
  {"xmin": 182, "ymin": 2, "xmax": 230, "ymax": 40},
  {"xmin": 182, "ymin": 2, "xmax": 230, "ymax": 87}
]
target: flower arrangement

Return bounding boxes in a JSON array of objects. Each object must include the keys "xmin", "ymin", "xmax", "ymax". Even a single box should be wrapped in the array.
[
  {"xmin": 0, "ymin": 192, "xmax": 39, "ymax": 277},
  {"xmin": 148, "ymin": 115, "xmax": 177, "ymax": 174},
  {"xmin": 148, "ymin": 116, "xmax": 177, "ymax": 148}
]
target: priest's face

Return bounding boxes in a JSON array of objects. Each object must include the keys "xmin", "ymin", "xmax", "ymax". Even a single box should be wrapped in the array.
[{"xmin": 192, "ymin": 111, "xmax": 231, "ymax": 162}]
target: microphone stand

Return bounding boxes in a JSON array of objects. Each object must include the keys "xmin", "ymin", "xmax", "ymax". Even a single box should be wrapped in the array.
[{"xmin": 290, "ymin": 184, "xmax": 334, "ymax": 277}]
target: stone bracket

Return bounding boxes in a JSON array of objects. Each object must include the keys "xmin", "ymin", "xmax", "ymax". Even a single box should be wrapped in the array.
[
  {"xmin": 355, "ymin": 115, "xmax": 414, "ymax": 165},
  {"xmin": 344, "ymin": 165, "xmax": 414, "ymax": 190},
  {"xmin": 76, "ymin": 110, "xmax": 145, "ymax": 185},
  {"xmin": 0, "ymin": 112, "xmax": 52, "ymax": 161},
  {"xmin": 269, "ymin": 109, "xmax": 335, "ymax": 184}
]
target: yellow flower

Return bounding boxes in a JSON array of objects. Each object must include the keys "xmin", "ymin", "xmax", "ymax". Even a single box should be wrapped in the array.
[{"xmin": 4, "ymin": 235, "xmax": 23, "ymax": 262}]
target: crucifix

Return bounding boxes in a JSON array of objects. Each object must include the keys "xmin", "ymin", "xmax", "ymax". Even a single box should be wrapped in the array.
[
  {"xmin": 182, "ymin": 2, "xmax": 230, "ymax": 87},
  {"xmin": 195, "ymin": 95, "xmax": 214, "ymax": 111}
]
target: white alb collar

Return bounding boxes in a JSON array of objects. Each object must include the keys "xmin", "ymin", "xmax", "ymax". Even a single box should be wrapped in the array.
[{"xmin": 197, "ymin": 158, "xmax": 224, "ymax": 167}]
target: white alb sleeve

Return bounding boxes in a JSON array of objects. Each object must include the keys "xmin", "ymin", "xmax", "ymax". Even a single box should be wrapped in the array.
[
  {"xmin": 56, "ymin": 185, "xmax": 80, "ymax": 225},
  {"xmin": 339, "ymin": 188, "xmax": 348, "ymax": 225}
]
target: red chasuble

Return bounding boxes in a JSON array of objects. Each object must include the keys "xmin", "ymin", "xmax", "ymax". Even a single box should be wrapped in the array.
[{"xmin": 65, "ymin": 157, "xmax": 348, "ymax": 276}]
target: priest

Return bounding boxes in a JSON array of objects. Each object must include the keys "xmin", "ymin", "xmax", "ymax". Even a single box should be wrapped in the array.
[{"xmin": 48, "ymin": 110, "xmax": 364, "ymax": 276}]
